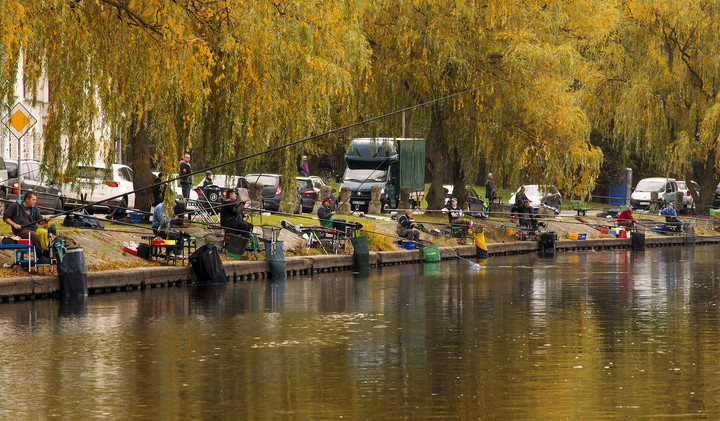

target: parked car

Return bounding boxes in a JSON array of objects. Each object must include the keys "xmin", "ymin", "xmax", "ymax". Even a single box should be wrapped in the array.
[
  {"xmin": 0, "ymin": 156, "xmax": 9, "ymax": 206},
  {"xmin": 443, "ymin": 185, "xmax": 485, "ymax": 210},
  {"xmin": 677, "ymin": 180, "xmax": 699, "ymax": 211},
  {"xmin": 508, "ymin": 185, "xmax": 562, "ymax": 210},
  {"xmin": 5, "ymin": 159, "xmax": 65, "ymax": 214},
  {"xmin": 193, "ymin": 174, "xmax": 248, "ymax": 202},
  {"xmin": 713, "ymin": 183, "xmax": 720, "ymax": 209},
  {"xmin": 245, "ymin": 173, "xmax": 284, "ymax": 211},
  {"xmin": 630, "ymin": 177, "xmax": 678, "ymax": 209},
  {"xmin": 62, "ymin": 163, "xmax": 134, "ymax": 214},
  {"xmin": 296, "ymin": 177, "xmax": 318, "ymax": 213}
]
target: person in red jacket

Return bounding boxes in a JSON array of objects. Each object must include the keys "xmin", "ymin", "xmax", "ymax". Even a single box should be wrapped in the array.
[{"xmin": 617, "ymin": 205, "xmax": 637, "ymax": 227}]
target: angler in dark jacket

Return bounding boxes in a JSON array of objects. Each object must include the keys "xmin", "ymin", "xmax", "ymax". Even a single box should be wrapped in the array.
[{"xmin": 220, "ymin": 189, "xmax": 253, "ymax": 238}]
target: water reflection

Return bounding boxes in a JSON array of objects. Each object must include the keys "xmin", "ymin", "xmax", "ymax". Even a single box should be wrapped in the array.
[{"xmin": 0, "ymin": 246, "xmax": 719, "ymax": 418}]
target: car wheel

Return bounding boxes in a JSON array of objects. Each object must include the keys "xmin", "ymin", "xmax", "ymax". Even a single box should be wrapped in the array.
[
  {"xmin": 381, "ymin": 200, "xmax": 391, "ymax": 214},
  {"xmin": 0, "ymin": 189, "xmax": 5, "ymax": 216}
]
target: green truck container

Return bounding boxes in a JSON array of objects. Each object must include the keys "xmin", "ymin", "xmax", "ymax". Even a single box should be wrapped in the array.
[{"xmin": 342, "ymin": 137, "xmax": 426, "ymax": 212}]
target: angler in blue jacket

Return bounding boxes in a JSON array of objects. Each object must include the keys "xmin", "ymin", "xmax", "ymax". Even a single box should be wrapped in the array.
[{"xmin": 659, "ymin": 202, "xmax": 681, "ymax": 231}]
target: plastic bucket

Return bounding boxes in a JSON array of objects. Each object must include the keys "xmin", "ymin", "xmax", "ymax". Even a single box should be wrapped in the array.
[
  {"xmin": 423, "ymin": 245, "xmax": 441, "ymax": 262},
  {"xmin": 402, "ymin": 240, "xmax": 415, "ymax": 250},
  {"xmin": 130, "ymin": 212, "xmax": 144, "ymax": 223},
  {"xmin": 569, "ymin": 233, "xmax": 579, "ymax": 240}
]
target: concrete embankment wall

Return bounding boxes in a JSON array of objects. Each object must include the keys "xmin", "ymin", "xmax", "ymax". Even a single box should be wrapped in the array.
[{"xmin": 0, "ymin": 233, "xmax": 715, "ymax": 302}]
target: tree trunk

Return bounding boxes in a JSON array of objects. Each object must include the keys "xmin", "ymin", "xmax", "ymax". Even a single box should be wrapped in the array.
[
  {"xmin": 425, "ymin": 105, "xmax": 446, "ymax": 210},
  {"xmin": 451, "ymin": 150, "xmax": 467, "ymax": 209},
  {"xmin": 128, "ymin": 123, "xmax": 154, "ymax": 213},
  {"xmin": 692, "ymin": 149, "xmax": 715, "ymax": 213}
]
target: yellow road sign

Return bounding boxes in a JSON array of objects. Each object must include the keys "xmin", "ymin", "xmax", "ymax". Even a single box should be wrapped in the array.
[{"xmin": 2, "ymin": 102, "xmax": 37, "ymax": 139}]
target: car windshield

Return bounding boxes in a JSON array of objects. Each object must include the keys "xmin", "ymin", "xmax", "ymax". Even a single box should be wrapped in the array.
[
  {"xmin": 246, "ymin": 174, "xmax": 279, "ymax": 186},
  {"xmin": 210, "ymin": 175, "xmax": 241, "ymax": 189},
  {"xmin": 77, "ymin": 166, "xmax": 109, "ymax": 180},
  {"xmin": 297, "ymin": 179, "xmax": 313, "ymax": 190},
  {"xmin": 343, "ymin": 168, "xmax": 387, "ymax": 182},
  {"xmin": 635, "ymin": 179, "xmax": 666, "ymax": 192}
]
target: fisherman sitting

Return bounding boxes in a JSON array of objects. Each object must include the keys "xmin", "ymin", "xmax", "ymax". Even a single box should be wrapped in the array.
[
  {"xmin": 317, "ymin": 197, "xmax": 360, "ymax": 233},
  {"xmin": 318, "ymin": 197, "xmax": 338, "ymax": 229},
  {"xmin": 659, "ymin": 202, "xmax": 681, "ymax": 232},
  {"xmin": 3, "ymin": 191, "xmax": 54, "ymax": 264},
  {"xmin": 518, "ymin": 199, "xmax": 541, "ymax": 232},
  {"xmin": 220, "ymin": 189, "xmax": 254, "ymax": 238},
  {"xmin": 511, "ymin": 186, "xmax": 529, "ymax": 217},
  {"xmin": 617, "ymin": 205, "xmax": 637, "ymax": 228},
  {"xmin": 396, "ymin": 209, "xmax": 420, "ymax": 242},
  {"xmin": 152, "ymin": 201, "xmax": 186, "ymax": 256}
]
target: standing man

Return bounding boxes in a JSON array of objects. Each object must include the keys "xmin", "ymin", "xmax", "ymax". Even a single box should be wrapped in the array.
[
  {"xmin": 179, "ymin": 153, "xmax": 192, "ymax": 199},
  {"xmin": 151, "ymin": 172, "xmax": 166, "ymax": 213},
  {"xmin": 443, "ymin": 197, "xmax": 463, "ymax": 223},
  {"xmin": 485, "ymin": 173, "xmax": 495, "ymax": 212},
  {"xmin": 202, "ymin": 170, "xmax": 213, "ymax": 188},
  {"xmin": 4, "ymin": 191, "xmax": 53, "ymax": 264}
]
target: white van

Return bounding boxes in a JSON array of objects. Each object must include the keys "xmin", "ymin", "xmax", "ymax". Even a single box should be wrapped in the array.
[{"xmin": 630, "ymin": 177, "xmax": 678, "ymax": 209}]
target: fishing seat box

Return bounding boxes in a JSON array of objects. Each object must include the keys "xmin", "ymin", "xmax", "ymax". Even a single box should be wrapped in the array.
[{"xmin": 137, "ymin": 243, "xmax": 151, "ymax": 259}]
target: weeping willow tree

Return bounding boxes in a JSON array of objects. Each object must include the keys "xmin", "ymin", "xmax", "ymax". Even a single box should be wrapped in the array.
[
  {"xmin": 0, "ymin": 0, "xmax": 369, "ymax": 210},
  {"xmin": 361, "ymin": 0, "xmax": 604, "ymax": 209},
  {"xmin": 584, "ymin": 0, "xmax": 720, "ymax": 210}
]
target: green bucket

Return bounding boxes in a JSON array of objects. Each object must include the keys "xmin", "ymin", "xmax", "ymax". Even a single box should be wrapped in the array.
[{"xmin": 423, "ymin": 245, "xmax": 441, "ymax": 262}]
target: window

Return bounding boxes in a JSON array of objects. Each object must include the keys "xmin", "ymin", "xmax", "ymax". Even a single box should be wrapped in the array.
[{"xmin": 118, "ymin": 167, "xmax": 133, "ymax": 182}]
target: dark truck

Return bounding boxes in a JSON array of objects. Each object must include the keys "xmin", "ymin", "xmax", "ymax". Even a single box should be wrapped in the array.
[{"xmin": 341, "ymin": 137, "xmax": 425, "ymax": 212}]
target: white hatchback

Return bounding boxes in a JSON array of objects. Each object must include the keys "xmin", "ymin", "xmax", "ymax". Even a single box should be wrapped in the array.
[{"xmin": 62, "ymin": 163, "xmax": 135, "ymax": 214}]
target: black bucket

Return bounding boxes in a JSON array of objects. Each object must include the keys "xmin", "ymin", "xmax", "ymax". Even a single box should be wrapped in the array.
[
  {"xmin": 57, "ymin": 247, "xmax": 88, "ymax": 297},
  {"xmin": 351, "ymin": 235, "xmax": 370, "ymax": 270},
  {"xmin": 264, "ymin": 240, "xmax": 286, "ymax": 279},
  {"xmin": 189, "ymin": 245, "xmax": 228, "ymax": 284},
  {"xmin": 631, "ymin": 231, "xmax": 645, "ymax": 250}
]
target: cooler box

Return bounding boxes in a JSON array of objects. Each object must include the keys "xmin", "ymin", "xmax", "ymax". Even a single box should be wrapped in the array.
[{"xmin": 130, "ymin": 212, "xmax": 144, "ymax": 223}]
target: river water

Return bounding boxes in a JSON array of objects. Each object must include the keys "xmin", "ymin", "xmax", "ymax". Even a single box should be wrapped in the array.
[{"xmin": 1, "ymin": 245, "xmax": 720, "ymax": 419}]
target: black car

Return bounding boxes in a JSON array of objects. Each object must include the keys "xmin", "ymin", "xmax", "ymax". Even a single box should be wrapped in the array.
[
  {"xmin": 296, "ymin": 177, "xmax": 318, "ymax": 213},
  {"xmin": 5, "ymin": 159, "xmax": 65, "ymax": 214},
  {"xmin": 245, "ymin": 173, "xmax": 284, "ymax": 211}
]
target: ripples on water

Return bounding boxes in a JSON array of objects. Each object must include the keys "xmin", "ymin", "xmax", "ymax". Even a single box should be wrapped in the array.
[{"xmin": 0, "ymin": 246, "xmax": 720, "ymax": 418}]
